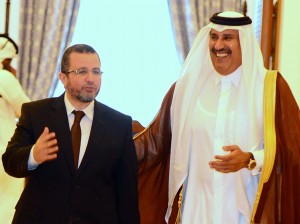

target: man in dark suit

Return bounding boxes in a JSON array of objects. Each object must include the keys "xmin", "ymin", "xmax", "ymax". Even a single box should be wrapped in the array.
[{"xmin": 2, "ymin": 44, "xmax": 140, "ymax": 224}]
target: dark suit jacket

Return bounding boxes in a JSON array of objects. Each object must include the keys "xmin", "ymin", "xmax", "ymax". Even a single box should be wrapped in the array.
[{"xmin": 2, "ymin": 94, "xmax": 140, "ymax": 224}]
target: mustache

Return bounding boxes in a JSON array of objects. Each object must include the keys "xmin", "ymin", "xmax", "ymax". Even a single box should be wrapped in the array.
[
  {"xmin": 212, "ymin": 47, "xmax": 232, "ymax": 54},
  {"xmin": 83, "ymin": 84, "xmax": 97, "ymax": 89}
]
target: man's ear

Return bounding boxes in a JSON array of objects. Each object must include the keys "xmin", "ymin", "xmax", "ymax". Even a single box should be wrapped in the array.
[{"xmin": 59, "ymin": 72, "xmax": 67, "ymax": 86}]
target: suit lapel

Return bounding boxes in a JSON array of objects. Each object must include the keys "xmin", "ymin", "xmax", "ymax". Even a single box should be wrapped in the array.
[{"xmin": 50, "ymin": 94, "xmax": 76, "ymax": 175}]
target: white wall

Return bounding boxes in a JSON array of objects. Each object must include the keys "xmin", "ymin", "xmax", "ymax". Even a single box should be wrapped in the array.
[
  {"xmin": 277, "ymin": 0, "xmax": 300, "ymax": 106},
  {"xmin": 0, "ymin": 0, "xmax": 19, "ymax": 39}
]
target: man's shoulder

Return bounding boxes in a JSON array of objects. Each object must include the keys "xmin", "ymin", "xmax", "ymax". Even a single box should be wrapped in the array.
[
  {"xmin": 264, "ymin": 70, "xmax": 299, "ymax": 110},
  {"xmin": 0, "ymin": 69, "xmax": 20, "ymax": 86},
  {"xmin": 23, "ymin": 96, "xmax": 61, "ymax": 110},
  {"xmin": 264, "ymin": 70, "xmax": 291, "ymax": 92},
  {"xmin": 94, "ymin": 101, "xmax": 131, "ymax": 121}
]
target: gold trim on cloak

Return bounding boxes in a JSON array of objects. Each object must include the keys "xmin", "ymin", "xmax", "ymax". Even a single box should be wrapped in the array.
[{"xmin": 250, "ymin": 70, "xmax": 278, "ymax": 223}]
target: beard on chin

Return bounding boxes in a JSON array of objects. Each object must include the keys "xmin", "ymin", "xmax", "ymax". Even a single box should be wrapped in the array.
[
  {"xmin": 67, "ymin": 87, "xmax": 100, "ymax": 103},
  {"xmin": 77, "ymin": 95, "xmax": 94, "ymax": 102}
]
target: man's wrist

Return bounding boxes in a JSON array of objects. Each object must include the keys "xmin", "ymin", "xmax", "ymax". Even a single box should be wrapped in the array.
[
  {"xmin": 28, "ymin": 145, "xmax": 40, "ymax": 170},
  {"xmin": 247, "ymin": 152, "xmax": 256, "ymax": 170}
]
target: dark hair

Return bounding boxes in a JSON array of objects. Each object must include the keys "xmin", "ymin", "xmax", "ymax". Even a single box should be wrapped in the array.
[{"xmin": 60, "ymin": 44, "xmax": 100, "ymax": 73}]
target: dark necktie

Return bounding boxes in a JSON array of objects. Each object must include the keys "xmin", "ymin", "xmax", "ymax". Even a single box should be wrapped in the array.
[{"xmin": 71, "ymin": 110, "xmax": 85, "ymax": 169}]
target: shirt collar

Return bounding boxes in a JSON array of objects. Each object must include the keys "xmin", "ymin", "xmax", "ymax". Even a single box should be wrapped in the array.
[
  {"xmin": 214, "ymin": 65, "xmax": 242, "ymax": 87},
  {"xmin": 64, "ymin": 94, "xmax": 94, "ymax": 120}
]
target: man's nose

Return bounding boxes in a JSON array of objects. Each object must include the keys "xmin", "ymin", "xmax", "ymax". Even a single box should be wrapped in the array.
[
  {"xmin": 85, "ymin": 72, "xmax": 95, "ymax": 81},
  {"xmin": 214, "ymin": 39, "xmax": 224, "ymax": 50}
]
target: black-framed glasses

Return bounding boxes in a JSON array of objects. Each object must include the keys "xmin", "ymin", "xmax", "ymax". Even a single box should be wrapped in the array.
[{"xmin": 64, "ymin": 68, "xmax": 103, "ymax": 76}]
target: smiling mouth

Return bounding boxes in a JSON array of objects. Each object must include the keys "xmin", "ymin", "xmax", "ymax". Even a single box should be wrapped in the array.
[
  {"xmin": 216, "ymin": 52, "xmax": 228, "ymax": 58},
  {"xmin": 213, "ymin": 48, "xmax": 231, "ymax": 58}
]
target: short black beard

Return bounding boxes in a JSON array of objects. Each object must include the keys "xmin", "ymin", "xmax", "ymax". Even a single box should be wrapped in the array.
[
  {"xmin": 76, "ymin": 89, "xmax": 100, "ymax": 102},
  {"xmin": 66, "ymin": 84, "xmax": 100, "ymax": 103},
  {"xmin": 77, "ymin": 95, "xmax": 94, "ymax": 102}
]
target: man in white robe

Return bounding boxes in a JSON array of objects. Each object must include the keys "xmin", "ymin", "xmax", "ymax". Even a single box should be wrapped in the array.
[
  {"xmin": 135, "ymin": 11, "xmax": 300, "ymax": 224},
  {"xmin": 167, "ymin": 11, "xmax": 263, "ymax": 224},
  {"xmin": 0, "ymin": 35, "xmax": 30, "ymax": 223}
]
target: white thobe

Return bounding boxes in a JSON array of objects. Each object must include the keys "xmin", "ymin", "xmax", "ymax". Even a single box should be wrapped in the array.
[
  {"xmin": 0, "ymin": 69, "xmax": 30, "ymax": 223},
  {"xmin": 180, "ymin": 69, "xmax": 260, "ymax": 224}
]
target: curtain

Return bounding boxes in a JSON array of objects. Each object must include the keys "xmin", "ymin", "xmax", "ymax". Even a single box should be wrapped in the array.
[
  {"xmin": 168, "ymin": 0, "xmax": 244, "ymax": 63},
  {"xmin": 18, "ymin": 0, "xmax": 80, "ymax": 100}
]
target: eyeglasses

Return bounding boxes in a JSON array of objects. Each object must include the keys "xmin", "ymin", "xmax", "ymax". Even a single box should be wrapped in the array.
[{"xmin": 64, "ymin": 68, "xmax": 103, "ymax": 76}]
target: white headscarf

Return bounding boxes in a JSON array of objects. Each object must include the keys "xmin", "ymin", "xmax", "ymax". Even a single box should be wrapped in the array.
[
  {"xmin": 166, "ymin": 11, "xmax": 266, "ymax": 221},
  {"xmin": 0, "ymin": 36, "xmax": 18, "ymax": 70}
]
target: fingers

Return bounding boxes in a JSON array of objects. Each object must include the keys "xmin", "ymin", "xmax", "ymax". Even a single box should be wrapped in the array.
[
  {"xmin": 33, "ymin": 127, "xmax": 59, "ymax": 163},
  {"xmin": 41, "ymin": 127, "xmax": 56, "ymax": 143},
  {"xmin": 214, "ymin": 145, "xmax": 239, "ymax": 161},
  {"xmin": 209, "ymin": 160, "xmax": 239, "ymax": 173},
  {"xmin": 222, "ymin": 145, "xmax": 239, "ymax": 152},
  {"xmin": 209, "ymin": 145, "xmax": 246, "ymax": 173}
]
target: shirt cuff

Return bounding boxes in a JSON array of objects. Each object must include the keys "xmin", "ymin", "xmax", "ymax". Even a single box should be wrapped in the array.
[
  {"xmin": 251, "ymin": 150, "xmax": 264, "ymax": 175},
  {"xmin": 28, "ymin": 145, "xmax": 40, "ymax": 170}
]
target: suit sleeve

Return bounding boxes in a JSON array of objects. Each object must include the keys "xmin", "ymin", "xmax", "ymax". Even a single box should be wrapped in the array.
[{"xmin": 2, "ymin": 102, "xmax": 35, "ymax": 178}]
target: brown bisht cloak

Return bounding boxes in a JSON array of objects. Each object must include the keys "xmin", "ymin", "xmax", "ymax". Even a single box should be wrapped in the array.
[
  {"xmin": 251, "ymin": 71, "xmax": 300, "ymax": 223},
  {"xmin": 134, "ymin": 71, "xmax": 300, "ymax": 224}
]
